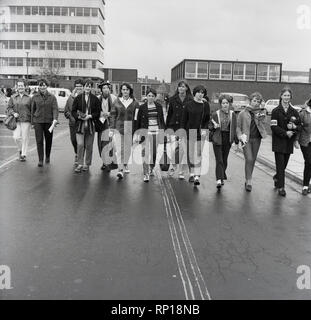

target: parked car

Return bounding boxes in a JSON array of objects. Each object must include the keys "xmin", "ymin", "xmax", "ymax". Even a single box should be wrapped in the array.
[
  {"xmin": 265, "ymin": 99, "xmax": 279, "ymax": 115},
  {"xmin": 29, "ymin": 86, "xmax": 71, "ymax": 112},
  {"xmin": 219, "ymin": 92, "xmax": 250, "ymax": 113},
  {"xmin": 0, "ymin": 91, "xmax": 9, "ymax": 122}
]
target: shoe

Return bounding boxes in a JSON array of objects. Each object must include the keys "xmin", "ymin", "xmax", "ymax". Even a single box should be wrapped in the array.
[
  {"xmin": 245, "ymin": 183, "xmax": 252, "ymax": 192},
  {"xmin": 74, "ymin": 165, "xmax": 83, "ymax": 173},
  {"xmin": 221, "ymin": 180, "xmax": 224, "ymax": 185},
  {"xmin": 302, "ymin": 188, "xmax": 308, "ymax": 196},
  {"xmin": 82, "ymin": 165, "xmax": 89, "ymax": 172},
  {"xmin": 143, "ymin": 174, "xmax": 150, "ymax": 182},
  {"xmin": 278, "ymin": 188, "xmax": 286, "ymax": 197},
  {"xmin": 188, "ymin": 175, "xmax": 194, "ymax": 183},
  {"xmin": 20, "ymin": 155, "xmax": 26, "ymax": 162},
  {"xmin": 38, "ymin": 161, "xmax": 43, "ymax": 167},
  {"xmin": 217, "ymin": 180, "xmax": 222, "ymax": 189},
  {"xmin": 194, "ymin": 176, "xmax": 200, "ymax": 186},
  {"xmin": 124, "ymin": 165, "xmax": 130, "ymax": 174},
  {"xmin": 101, "ymin": 164, "xmax": 106, "ymax": 171},
  {"xmin": 178, "ymin": 172, "xmax": 185, "ymax": 180},
  {"xmin": 117, "ymin": 170, "xmax": 124, "ymax": 179},
  {"xmin": 45, "ymin": 157, "xmax": 50, "ymax": 164},
  {"xmin": 149, "ymin": 169, "xmax": 155, "ymax": 176}
]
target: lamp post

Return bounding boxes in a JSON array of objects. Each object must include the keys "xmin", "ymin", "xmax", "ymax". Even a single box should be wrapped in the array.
[{"xmin": 25, "ymin": 51, "xmax": 29, "ymax": 79}]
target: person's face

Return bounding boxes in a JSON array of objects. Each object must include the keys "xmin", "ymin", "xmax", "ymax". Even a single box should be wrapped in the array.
[
  {"xmin": 38, "ymin": 82, "xmax": 47, "ymax": 94},
  {"xmin": 121, "ymin": 86, "xmax": 130, "ymax": 99},
  {"xmin": 178, "ymin": 84, "xmax": 187, "ymax": 95},
  {"xmin": 221, "ymin": 99, "xmax": 230, "ymax": 112},
  {"xmin": 84, "ymin": 83, "xmax": 92, "ymax": 94},
  {"xmin": 281, "ymin": 91, "xmax": 291, "ymax": 104},
  {"xmin": 101, "ymin": 85, "xmax": 111, "ymax": 97},
  {"xmin": 74, "ymin": 84, "xmax": 83, "ymax": 96},
  {"xmin": 146, "ymin": 92, "xmax": 156, "ymax": 104},
  {"xmin": 250, "ymin": 97, "xmax": 261, "ymax": 108},
  {"xmin": 17, "ymin": 82, "xmax": 25, "ymax": 94},
  {"xmin": 194, "ymin": 91, "xmax": 204, "ymax": 101}
]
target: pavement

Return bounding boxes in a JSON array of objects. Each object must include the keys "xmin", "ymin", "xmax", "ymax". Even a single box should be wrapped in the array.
[{"xmin": 1, "ymin": 128, "xmax": 311, "ymax": 300}]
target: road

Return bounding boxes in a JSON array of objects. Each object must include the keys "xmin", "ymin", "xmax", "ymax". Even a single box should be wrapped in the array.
[{"xmin": 0, "ymin": 129, "xmax": 311, "ymax": 300}]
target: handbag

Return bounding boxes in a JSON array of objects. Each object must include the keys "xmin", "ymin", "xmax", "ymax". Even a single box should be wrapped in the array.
[
  {"xmin": 160, "ymin": 140, "xmax": 170, "ymax": 171},
  {"xmin": 4, "ymin": 114, "xmax": 17, "ymax": 130}
]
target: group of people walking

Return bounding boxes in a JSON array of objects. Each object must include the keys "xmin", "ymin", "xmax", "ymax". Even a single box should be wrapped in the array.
[{"xmin": 5, "ymin": 78, "xmax": 311, "ymax": 196}]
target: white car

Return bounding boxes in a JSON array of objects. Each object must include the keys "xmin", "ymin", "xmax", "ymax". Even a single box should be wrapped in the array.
[{"xmin": 265, "ymin": 99, "xmax": 279, "ymax": 115}]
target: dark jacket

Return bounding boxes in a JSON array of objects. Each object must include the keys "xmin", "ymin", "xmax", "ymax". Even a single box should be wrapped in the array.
[
  {"xmin": 31, "ymin": 91, "xmax": 59, "ymax": 124},
  {"xmin": 297, "ymin": 108, "xmax": 311, "ymax": 147},
  {"xmin": 110, "ymin": 97, "xmax": 140, "ymax": 136},
  {"xmin": 208, "ymin": 110, "xmax": 238, "ymax": 145},
  {"xmin": 166, "ymin": 94, "xmax": 193, "ymax": 131},
  {"xmin": 271, "ymin": 104, "xmax": 301, "ymax": 154},
  {"xmin": 181, "ymin": 100, "xmax": 210, "ymax": 141},
  {"xmin": 64, "ymin": 94, "xmax": 76, "ymax": 127},
  {"xmin": 7, "ymin": 93, "xmax": 31, "ymax": 122},
  {"xmin": 71, "ymin": 93, "xmax": 101, "ymax": 135}
]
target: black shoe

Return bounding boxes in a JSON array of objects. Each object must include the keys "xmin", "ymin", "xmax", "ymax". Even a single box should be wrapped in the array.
[
  {"xmin": 20, "ymin": 155, "xmax": 26, "ymax": 162},
  {"xmin": 38, "ymin": 161, "xmax": 43, "ymax": 167},
  {"xmin": 221, "ymin": 180, "xmax": 224, "ymax": 185},
  {"xmin": 302, "ymin": 188, "xmax": 308, "ymax": 196},
  {"xmin": 245, "ymin": 183, "xmax": 252, "ymax": 192},
  {"xmin": 18, "ymin": 151, "xmax": 23, "ymax": 161},
  {"xmin": 45, "ymin": 158, "xmax": 50, "ymax": 164},
  {"xmin": 194, "ymin": 176, "xmax": 200, "ymax": 186},
  {"xmin": 188, "ymin": 175, "xmax": 194, "ymax": 183},
  {"xmin": 217, "ymin": 182, "xmax": 222, "ymax": 189},
  {"xmin": 278, "ymin": 188, "xmax": 286, "ymax": 197},
  {"xmin": 101, "ymin": 164, "xmax": 106, "ymax": 171}
]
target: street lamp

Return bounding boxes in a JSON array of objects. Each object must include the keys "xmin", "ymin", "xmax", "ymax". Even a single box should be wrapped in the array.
[{"xmin": 25, "ymin": 51, "xmax": 29, "ymax": 80}]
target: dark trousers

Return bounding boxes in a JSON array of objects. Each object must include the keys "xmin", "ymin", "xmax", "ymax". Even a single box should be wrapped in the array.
[
  {"xmin": 69, "ymin": 125, "xmax": 77, "ymax": 154},
  {"xmin": 34, "ymin": 123, "xmax": 53, "ymax": 161},
  {"xmin": 97, "ymin": 122, "xmax": 109, "ymax": 157},
  {"xmin": 212, "ymin": 131, "xmax": 231, "ymax": 181},
  {"xmin": 301, "ymin": 143, "xmax": 311, "ymax": 186},
  {"xmin": 274, "ymin": 152, "xmax": 291, "ymax": 188}
]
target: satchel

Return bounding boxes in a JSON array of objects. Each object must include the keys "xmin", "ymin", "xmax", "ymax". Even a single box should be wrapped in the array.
[
  {"xmin": 4, "ymin": 114, "xmax": 17, "ymax": 130},
  {"xmin": 160, "ymin": 140, "xmax": 170, "ymax": 171}
]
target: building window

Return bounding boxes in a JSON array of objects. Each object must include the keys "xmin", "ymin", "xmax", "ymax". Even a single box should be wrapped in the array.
[
  {"xmin": 9, "ymin": 41, "xmax": 16, "ymax": 49},
  {"xmin": 17, "ymin": 40, "xmax": 23, "ymax": 49},
  {"xmin": 61, "ymin": 42, "xmax": 68, "ymax": 50},
  {"xmin": 91, "ymin": 43, "xmax": 97, "ymax": 51},
  {"xmin": 185, "ymin": 61, "xmax": 197, "ymax": 78},
  {"xmin": 233, "ymin": 63, "xmax": 256, "ymax": 81},
  {"xmin": 141, "ymin": 85, "xmax": 151, "ymax": 97},
  {"xmin": 39, "ymin": 41, "xmax": 45, "ymax": 50},
  {"xmin": 48, "ymin": 24, "xmax": 53, "ymax": 33},
  {"xmin": 9, "ymin": 58, "xmax": 16, "ymax": 67},
  {"xmin": 70, "ymin": 25, "xmax": 76, "ymax": 33},
  {"xmin": 83, "ymin": 42, "xmax": 89, "ymax": 51},
  {"xmin": 17, "ymin": 24, "xmax": 23, "ymax": 32},
  {"xmin": 32, "ymin": 41, "xmax": 38, "ymax": 50},
  {"xmin": 39, "ymin": 7, "xmax": 46, "ymax": 15},
  {"xmin": 1, "ymin": 41, "xmax": 8, "ymax": 49},
  {"xmin": 38, "ymin": 59, "xmax": 43, "ymax": 67},
  {"xmin": 61, "ymin": 25, "xmax": 66, "ymax": 33},
  {"xmin": 40, "ymin": 24, "xmax": 45, "ymax": 32},
  {"xmin": 32, "ymin": 6, "xmax": 38, "ymax": 15},
  {"xmin": 24, "ymin": 41, "xmax": 30, "ymax": 50},
  {"xmin": 54, "ymin": 24, "xmax": 60, "ymax": 33},
  {"xmin": 69, "ymin": 42, "xmax": 75, "ymax": 51},
  {"xmin": 209, "ymin": 62, "xmax": 232, "ymax": 80},
  {"xmin": 76, "ymin": 8, "xmax": 83, "ymax": 16},
  {"xmin": 83, "ymin": 25, "xmax": 89, "ymax": 34},
  {"xmin": 76, "ymin": 42, "xmax": 82, "ymax": 51},
  {"xmin": 47, "ymin": 41, "xmax": 53, "ymax": 50},
  {"xmin": 54, "ymin": 42, "xmax": 60, "ymax": 50},
  {"xmin": 257, "ymin": 64, "xmax": 280, "ymax": 82},
  {"xmin": 10, "ymin": 7, "xmax": 16, "ymax": 15},
  {"xmin": 16, "ymin": 58, "xmax": 23, "ymax": 67},
  {"xmin": 76, "ymin": 25, "xmax": 83, "ymax": 34},
  {"xmin": 54, "ymin": 7, "xmax": 61, "ymax": 16},
  {"xmin": 70, "ymin": 60, "xmax": 75, "ymax": 68},
  {"xmin": 61, "ymin": 7, "xmax": 68, "ymax": 16},
  {"xmin": 84, "ymin": 8, "xmax": 90, "ymax": 16},
  {"xmin": 61, "ymin": 59, "xmax": 65, "ymax": 68},
  {"xmin": 47, "ymin": 7, "xmax": 53, "ymax": 16},
  {"xmin": 17, "ymin": 7, "xmax": 24, "ymax": 15},
  {"xmin": 31, "ymin": 24, "xmax": 38, "ymax": 32},
  {"xmin": 92, "ymin": 60, "xmax": 97, "ymax": 69},
  {"xmin": 25, "ymin": 6, "xmax": 31, "ymax": 15},
  {"xmin": 1, "ymin": 58, "xmax": 9, "ymax": 67},
  {"xmin": 69, "ymin": 7, "xmax": 76, "ymax": 17},
  {"xmin": 24, "ymin": 24, "xmax": 31, "ymax": 32},
  {"xmin": 91, "ymin": 8, "xmax": 98, "ymax": 17},
  {"xmin": 91, "ymin": 26, "xmax": 97, "ymax": 34},
  {"xmin": 197, "ymin": 62, "xmax": 208, "ymax": 79},
  {"xmin": 10, "ymin": 24, "xmax": 16, "ymax": 32}
]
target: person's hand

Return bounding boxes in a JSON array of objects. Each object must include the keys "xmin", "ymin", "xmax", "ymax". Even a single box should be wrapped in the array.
[
  {"xmin": 201, "ymin": 129, "xmax": 208, "ymax": 137},
  {"xmin": 84, "ymin": 115, "xmax": 92, "ymax": 120},
  {"xmin": 294, "ymin": 141, "xmax": 300, "ymax": 149},
  {"xmin": 31, "ymin": 124, "xmax": 35, "ymax": 129},
  {"xmin": 133, "ymin": 134, "xmax": 140, "ymax": 144},
  {"xmin": 108, "ymin": 131, "xmax": 114, "ymax": 138},
  {"xmin": 213, "ymin": 123, "xmax": 220, "ymax": 129},
  {"xmin": 287, "ymin": 123, "xmax": 293, "ymax": 130},
  {"xmin": 13, "ymin": 112, "xmax": 19, "ymax": 118},
  {"xmin": 286, "ymin": 131, "xmax": 294, "ymax": 138},
  {"xmin": 240, "ymin": 133, "xmax": 247, "ymax": 144}
]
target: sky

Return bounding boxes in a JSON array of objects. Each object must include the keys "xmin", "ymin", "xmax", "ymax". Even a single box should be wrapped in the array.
[{"xmin": 104, "ymin": 0, "xmax": 311, "ymax": 82}]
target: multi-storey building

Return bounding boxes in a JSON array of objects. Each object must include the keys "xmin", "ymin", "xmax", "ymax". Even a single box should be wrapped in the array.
[{"xmin": 0, "ymin": 0, "xmax": 105, "ymax": 87}]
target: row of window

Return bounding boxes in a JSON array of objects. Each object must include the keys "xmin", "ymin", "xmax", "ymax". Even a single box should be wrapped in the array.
[
  {"xmin": 10, "ymin": 6, "xmax": 99, "ymax": 17},
  {"xmin": 1, "ymin": 40, "xmax": 98, "ymax": 52},
  {"xmin": 2, "ymin": 23, "xmax": 98, "ymax": 34},
  {"xmin": 0, "ymin": 58, "xmax": 98, "ymax": 69},
  {"xmin": 184, "ymin": 61, "xmax": 281, "ymax": 82}
]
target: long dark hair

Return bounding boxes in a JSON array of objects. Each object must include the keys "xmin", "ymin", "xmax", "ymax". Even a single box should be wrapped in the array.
[
  {"xmin": 119, "ymin": 82, "xmax": 134, "ymax": 99},
  {"xmin": 173, "ymin": 80, "xmax": 192, "ymax": 99},
  {"xmin": 279, "ymin": 87, "xmax": 293, "ymax": 105}
]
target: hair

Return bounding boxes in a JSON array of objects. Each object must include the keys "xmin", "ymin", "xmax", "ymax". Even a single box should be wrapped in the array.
[
  {"xmin": 37, "ymin": 78, "xmax": 49, "ymax": 87},
  {"xmin": 173, "ymin": 80, "xmax": 192, "ymax": 98},
  {"xmin": 218, "ymin": 94, "xmax": 233, "ymax": 105},
  {"xmin": 119, "ymin": 82, "xmax": 134, "ymax": 98},
  {"xmin": 279, "ymin": 87, "xmax": 293, "ymax": 104},
  {"xmin": 74, "ymin": 78, "xmax": 84, "ymax": 86},
  {"xmin": 16, "ymin": 79, "xmax": 27, "ymax": 86},
  {"xmin": 84, "ymin": 78, "xmax": 93, "ymax": 87},
  {"xmin": 193, "ymin": 85, "xmax": 207, "ymax": 97},
  {"xmin": 146, "ymin": 87, "xmax": 157, "ymax": 97},
  {"xmin": 249, "ymin": 92, "xmax": 263, "ymax": 103}
]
